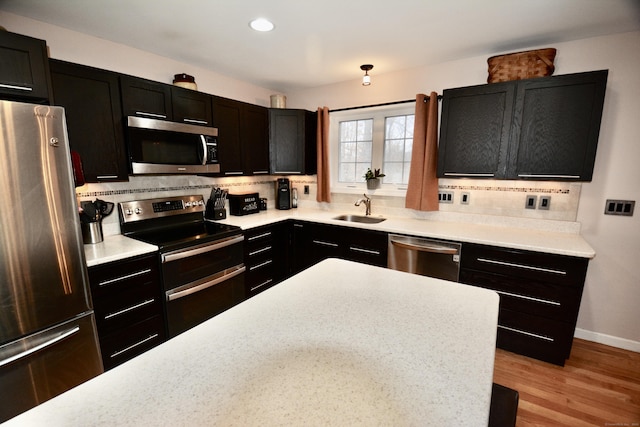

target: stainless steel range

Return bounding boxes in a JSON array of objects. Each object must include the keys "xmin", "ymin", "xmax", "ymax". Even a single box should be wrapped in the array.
[{"xmin": 119, "ymin": 195, "xmax": 245, "ymax": 338}]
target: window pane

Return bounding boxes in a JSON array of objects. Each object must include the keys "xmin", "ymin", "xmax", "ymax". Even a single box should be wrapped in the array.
[
  {"xmin": 383, "ymin": 114, "xmax": 414, "ymax": 185},
  {"xmin": 338, "ymin": 119, "xmax": 373, "ymax": 183}
]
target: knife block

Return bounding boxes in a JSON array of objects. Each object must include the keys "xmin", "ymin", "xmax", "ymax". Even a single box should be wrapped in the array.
[{"xmin": 205, "ymin": 199, "xmax": 226, "ymax": 220}]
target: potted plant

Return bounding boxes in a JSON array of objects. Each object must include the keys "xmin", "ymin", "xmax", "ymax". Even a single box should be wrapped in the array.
[{"xmin": 364, "ymin": 168, "xmax": 385, "ymax": 189}]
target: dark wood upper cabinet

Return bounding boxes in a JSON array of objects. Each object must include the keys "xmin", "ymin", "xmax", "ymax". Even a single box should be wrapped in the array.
[
  {"xmin": 212, "ymin": 96, "xmax": 269, "ymax": 176},
  {"xmin": 120, "ymin": 75, "xmax": 172, "ymax": 120},
  {"xmin": 0, "ymin": 30, "xmax": 52, "ymax": 103},
  {"xmin": 171, "ymin": 86, "xmax": 212, "ymax": 126},
  {"xmin": 438, "ymin": 70, "xmax": 608, "ymax": 181},
  {"xmin": 50, "ymin": 59, "xmax": 128, "ymax": 182},
  {"xmin": 269, "ymin": 109, "xmax": 317, "ymax": 175}
]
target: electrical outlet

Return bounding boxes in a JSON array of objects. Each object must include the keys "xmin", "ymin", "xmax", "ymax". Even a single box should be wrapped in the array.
[
  {"xmin": 304, "ymin": 185, "xmax": 309, "ymax": 195},
  {"xmin": 438, "ymin": 191, "xmax": 454, "ymax": 204},
  {"xmin": 539, "ymin": 196, "xmax": 551, "ymax": 210},
  {"xmin": 525, "ymin": 195, "xmax": 537, "ymax": 209},
  {"xmin": 604, "ymin": 199, "xmax": 635, "ymax": 216},
  {"xmin": 461, "ymin": 192, "xmax": 470, "ymax": 205}
]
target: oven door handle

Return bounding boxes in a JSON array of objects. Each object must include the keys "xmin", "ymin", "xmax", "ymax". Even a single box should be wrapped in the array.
[
  {"xmin": 161, "ymin": 235, "xmax": 244, "ymax": 263},
  {"xmin": 166, "ymin": 265, "xmax": 246, "ymax": 302}
]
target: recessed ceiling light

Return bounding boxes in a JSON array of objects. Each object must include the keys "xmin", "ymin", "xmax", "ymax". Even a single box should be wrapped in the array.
[{"xmin": 250, "ymin": 18, "xmax": 274, "ymax": 32}]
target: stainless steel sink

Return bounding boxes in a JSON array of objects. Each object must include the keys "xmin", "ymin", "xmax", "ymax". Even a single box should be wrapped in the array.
[{"xmin": 333, "ymin": 214, "xmax": 386, "ymax": 224}]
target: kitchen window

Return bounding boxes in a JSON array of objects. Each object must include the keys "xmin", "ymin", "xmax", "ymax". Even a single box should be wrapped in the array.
[{"xmin": 330, "ymin": 103, "xmax": 415, "ymax": 194}]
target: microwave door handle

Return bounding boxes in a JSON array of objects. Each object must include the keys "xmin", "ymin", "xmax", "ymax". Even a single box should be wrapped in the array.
[{"xmin": 200, "ymin": 135, "xmax": 208, "ymax": 165}]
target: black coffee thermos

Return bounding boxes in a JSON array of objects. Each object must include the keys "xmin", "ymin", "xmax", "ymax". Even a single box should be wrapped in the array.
[{"xmin": 276, "ymin": 178, "xmax": 291, "ymax": 210}]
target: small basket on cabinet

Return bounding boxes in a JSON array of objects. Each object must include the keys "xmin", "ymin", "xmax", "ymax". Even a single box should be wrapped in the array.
[{"xmin": 487, "ymin": 48, "xmax": 557, "ymax": 83}]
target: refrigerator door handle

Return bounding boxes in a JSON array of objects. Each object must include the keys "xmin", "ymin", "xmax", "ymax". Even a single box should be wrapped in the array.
[{"xmin": 0, "ymin": 326, "xmax": 80, "ymax": 368}]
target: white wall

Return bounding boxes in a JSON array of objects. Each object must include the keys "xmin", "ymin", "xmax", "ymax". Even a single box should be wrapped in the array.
[
  {"xmin": 3, "ymin": 9, "xmax": 638, "ymax": 351},
  {"xmin": 287, "ymin": 32, "xmax": 640, "ymax": 351}
]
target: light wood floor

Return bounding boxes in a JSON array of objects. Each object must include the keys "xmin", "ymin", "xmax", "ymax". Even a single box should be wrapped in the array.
[{"xmin": 493, "ymin": 338, "xmax": 640, "ymax": 426}]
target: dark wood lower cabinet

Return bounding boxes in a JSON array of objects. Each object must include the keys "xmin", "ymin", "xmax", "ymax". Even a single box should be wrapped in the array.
[
  {"xmin": 244, "ymin": 222, "xmax": 289, "ymax": 298},
  {"xmin": 460, "ymin": 243, "xmax": 588, "ymax": 365},
  {"xmin": 88, "ymin": 253, "xmax": 166, "ymax": 370}
]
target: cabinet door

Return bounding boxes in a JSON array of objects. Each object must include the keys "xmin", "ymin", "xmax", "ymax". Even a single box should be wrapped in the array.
[
  {"xmin": 50, "ymin": 60, "xmax": 128, "ymax": 182},
  {"xmin": 120, "ymin": 75, "xmax": 172, "ymax": 120},
  {"xmin": 507, "ymin": 70, "xmax": 608, "ymax": 181},
  {"xmin": 438, "ymin": 82, "xmax": 514, "ymax": 178},
  {"xmin": 269, "ymin": 109, "xmax": 316, "ymax": 175},
  {"xmin": 244, "ymin": 104, "xmax": 270, "ymax": 175},
  {"xmin": 212, "ymin": 96, "xmax": 243, "ymax": 175},
  {"xmin": 171, "ymin": 86, "xmax": 212, "ymax": 126},
  {"xmin": 0, "ymin": 31, "xmax": 51, "ymax": 103}
]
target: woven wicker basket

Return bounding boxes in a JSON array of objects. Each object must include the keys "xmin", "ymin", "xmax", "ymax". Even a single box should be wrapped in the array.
[{"xmin": 487, "ymin": 48, "xmax": 557, "ymax": 83}]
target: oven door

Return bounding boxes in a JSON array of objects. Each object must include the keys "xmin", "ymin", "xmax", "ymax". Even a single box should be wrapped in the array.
[{"xmin": 160, "ymin": 235, "xmax": 245, "ymax": 337}]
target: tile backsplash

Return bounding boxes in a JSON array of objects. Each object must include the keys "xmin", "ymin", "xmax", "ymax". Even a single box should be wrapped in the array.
[{"xmin": 77, "ymin": 175, "xmax": 581, "ymax": 236}]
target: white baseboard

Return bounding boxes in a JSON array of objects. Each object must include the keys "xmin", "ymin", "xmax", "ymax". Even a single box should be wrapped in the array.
[{"xmin": 574, "ymin": 328, "xmax": 640, "ymax": 353}]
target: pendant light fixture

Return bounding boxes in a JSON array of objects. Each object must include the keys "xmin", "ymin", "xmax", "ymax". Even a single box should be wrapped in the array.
[{"xmin": 360, "ymin": 64, "xmax": 373, "ymax": 86}]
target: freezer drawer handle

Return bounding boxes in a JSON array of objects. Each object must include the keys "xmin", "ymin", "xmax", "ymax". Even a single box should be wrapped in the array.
[
  {"xmin": 162, "ymin": 235, "xmax": 244, "ymax": 263},
  {"xmin": 0, "ymin": 326, "xmax": 80, "ymax": 368},
  {"xmin": 477, "ymin": 258, "xmax": 567, "ymax": 275},
  {"xmin": 167, "ymin": 265, "xmax": 246, "ymax": 301},
  {"xmin": 390, "ymin": 238, "xmax": 458, "ymax": 255},
  {"xmin": 110, "ymin": 333, "xmax": 159, "ymax": 359},
  {"xmin": 98, "ymin": 268, "xmax": 152, "ymax": 287}
]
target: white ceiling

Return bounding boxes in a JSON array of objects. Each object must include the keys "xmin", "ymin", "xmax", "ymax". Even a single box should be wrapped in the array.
[{"xmin": 3, "ymin": 0, "xmax": 640, "ymax": 93}]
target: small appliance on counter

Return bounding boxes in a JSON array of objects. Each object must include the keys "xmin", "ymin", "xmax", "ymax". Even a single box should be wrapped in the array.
[
  {"xmin": 79, "ymin": 199, "xmax": 115, "ymax": 244},
  {"xmin": 291, "ymin": 187, "xmax": 298, "ymax": 208},
  {"xmin": 276, "ymin": 178, "xmax": 291, "ymax": 210},
  {"xmin": 205, "ymin": 187, "xmax": 227, "ymax": 220},
  {"xmin": 228, "ymin": 193, "xmax": 260, "ymax": 216},
  {"xmin": 259, "ymin": 198, "xmax": 268, "ymax": 211}
]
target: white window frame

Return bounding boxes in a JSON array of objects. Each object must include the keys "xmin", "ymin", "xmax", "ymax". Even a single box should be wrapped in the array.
[{"xmin": 329, "ymin": 103, "xmax": 415, "ymax": 196}]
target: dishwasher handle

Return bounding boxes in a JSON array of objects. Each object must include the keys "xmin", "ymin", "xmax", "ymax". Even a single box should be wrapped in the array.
[{"xmin": 389, "ymin": 236, "xmax": 459, "ymax": 255}]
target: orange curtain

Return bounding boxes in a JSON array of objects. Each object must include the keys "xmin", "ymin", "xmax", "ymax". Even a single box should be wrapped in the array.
[
  {"xmin": 316, "ymin": 106, "xmax": 331, "ymax": 202},
  {"xmin": 405, "ymin": 92, "xmax": 439, "ymax": 211}
]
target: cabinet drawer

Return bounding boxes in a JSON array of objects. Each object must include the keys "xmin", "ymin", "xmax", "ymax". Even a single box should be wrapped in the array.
[
  {"xmin": 459, "ymin": 269, "xmax": 582, "ymax": 323},
  {"xmin": 346, "ymin": 243, "xmax": 387, "ymax": 267},
  {"xmin": 462, "ymin": 243, "xmax": 588, "ymax": 287},
  {"xmin": 93, "ymin": 281, "xmax": 163, "ymax": 334},
  {"xmin": 497, "ymin": 308, "xmax": 574, "ymax": 365},
  {"xmin": 100, "ymin": 316, "xmax": 165, "ymax": 370}
]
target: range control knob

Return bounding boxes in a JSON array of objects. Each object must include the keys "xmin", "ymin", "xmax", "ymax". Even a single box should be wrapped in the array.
[
  {"xmin": 125, "ymin": 208, "xmax": 134, "ymax": 215},
  {"xmin": 134, "ymin": 208, "xmax": 142, "ymax": 214}
]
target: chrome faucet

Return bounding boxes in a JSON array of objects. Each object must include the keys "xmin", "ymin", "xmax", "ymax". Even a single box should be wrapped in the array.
[{"xmin": 355, "ymin": 194, "xmax": 371, "ymax": 216}]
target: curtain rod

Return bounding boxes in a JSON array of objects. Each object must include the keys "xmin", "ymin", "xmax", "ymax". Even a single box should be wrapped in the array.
[{"xmin": 329, "ymin": 95, "xmax": 442, "ymax": 113}]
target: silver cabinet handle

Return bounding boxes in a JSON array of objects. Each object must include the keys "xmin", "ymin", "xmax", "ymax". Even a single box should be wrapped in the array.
[
  {"xmin": 135, "ymin": 111, "xmax": 167, "ymax": 119},
  {"xmin": 247, "ymin": 232, "xmax": 272, "ymax": 241},
  {"xmin": 477, "ymin": 258, "xmax": 567, "ymax": 275},
  {"xmin": 224, "ymin": 171, "xmax": 243, "ymax": 176},
  {"xmin": 498, "ymin": 325, "xmax": 554, "ymax": 342},
  {"xmin": 251, "ymin": 278, "xmax": 273, "ymax": 292},
  {"xmin": 96, "ymin": 175, "xmax": 120, "ymax": 180},
  {"xmin": 98, "ymin": 268, "xmax": 152, "ymax": 287},
  {"xmin": 167, "ymin": 265, "xmax": 245, "ymax": 301},
  {"xmin": 253, "ymin": 171, "xmax": 269, "ymax": 174},
  {"xmin": 444, "ymin": 172, "xmax": 495, "ymax": 177},
  {"xmin": 249, "ymin": 246, "xmax": 272, "ymax": 257},
  {"xmin": 349, "ymin": 246, "xmax": 381, "ymax": 255},
  {"xmin": 104, "ymin": 299, "xmax": 155, "ymax": 320},
  {"xmin": 162, "ymin": 235, "xmax": 244, "ymax": 263},
  {"xmin": 0, "ymin": 83, "xmax": 33, "ymax": 92},
  {"xmin": 390, "ymin": 238, "xmax": 458, "ymax": 255},
  {"xmin": 0, "ymin": 326, "xmax": 79, "ymax": 368},
  {"xmin": 182, "ymin": 118, "xmax": 208, "ymax": 125},
  {"xmin": 312, "ymin": 240, "xmax": 338, "ymax": 247},
  {"xmin": 517, "ymin": 174, "xmax": 580, "ymax": 179},
  {"xmin": 249, "ymin": 259, "xmax": 272, "ymax": 271},
  {"xmin": 110, "ymin": 334, "xmax": 159, "ymax": 359},
  {"xmin": 493, "ymin": 290, "xmax": 560, "ymax": 306}
]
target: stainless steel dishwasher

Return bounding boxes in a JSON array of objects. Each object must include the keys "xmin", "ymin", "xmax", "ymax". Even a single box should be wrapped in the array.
[{"xmin": 387, "ymin": 234, "xmax": 462, "ymax": 282}]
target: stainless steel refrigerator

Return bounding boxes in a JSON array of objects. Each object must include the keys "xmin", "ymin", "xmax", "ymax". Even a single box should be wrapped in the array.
[{"xmin": 0, "ymin": 100, "xmax": 103, "ymax": 422}]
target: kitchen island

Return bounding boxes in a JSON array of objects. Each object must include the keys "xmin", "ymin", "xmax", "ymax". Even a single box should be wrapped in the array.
[{"xmin": 4, "ymin": 258, "xmax": 499, "ymax": 426}]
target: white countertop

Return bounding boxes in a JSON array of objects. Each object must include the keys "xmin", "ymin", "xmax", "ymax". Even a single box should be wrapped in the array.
[
  {"xmin": 5, "ymin": 259, "xmax": 500, "ymax": 426},
  {"xmin": 218, "ymin": 208, "xmax": 596, "ymax": 258},
  {"xmin": 83, "ymin": 234, "xmax": 157, "ymax": 267}
]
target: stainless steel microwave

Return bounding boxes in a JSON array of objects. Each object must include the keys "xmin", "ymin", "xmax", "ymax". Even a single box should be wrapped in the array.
[{"xmin": 126, "ymin": 116, "xmax": 219, "ymax": 175}]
